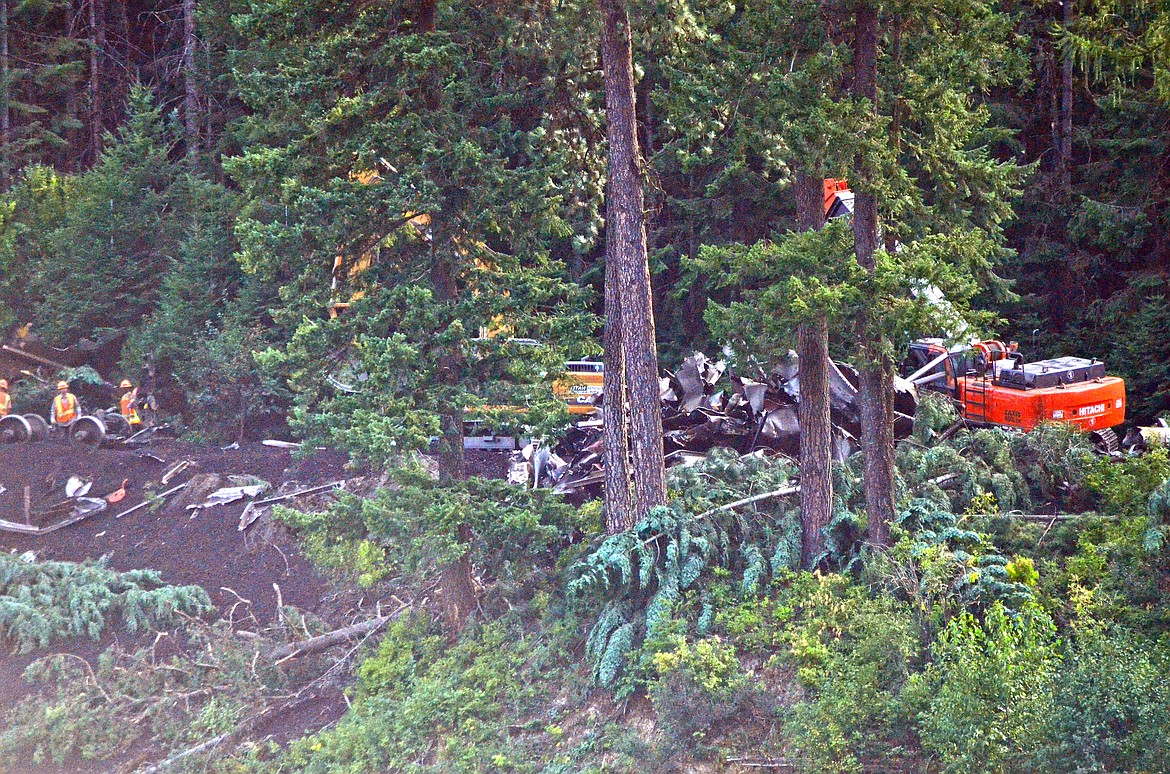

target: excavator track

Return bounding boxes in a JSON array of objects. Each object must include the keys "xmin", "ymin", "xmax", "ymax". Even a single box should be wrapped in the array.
[{"xmin": 1090, "ymin": 427, "xmax": 1120, "ymax": 454}]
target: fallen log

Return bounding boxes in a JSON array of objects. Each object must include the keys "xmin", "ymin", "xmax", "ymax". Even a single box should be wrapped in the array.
[
  {"xmin": 0, "ymin": 344, "xmax": 69, "ymax": 371},
  {"xmin": 137, "ymin": 692, "xmax": 319, "ymax": 774},
  {"xmin": 638, "ymin": 484, "xmax": 803, "ymax": 550},
  {"xmin": 269, "ymin": 602, "xmax": 409, "ymax": 663},
  {"xmin": 1009, "ymin": 513, "xmax": 1085, "ymax": 522}
]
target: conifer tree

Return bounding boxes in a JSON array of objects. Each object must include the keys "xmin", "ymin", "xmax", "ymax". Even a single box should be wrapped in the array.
[
  {"xmin": 25, "ymin": 85, "xmax": 184, "ymax": 345},
  {"xmin": 229, "ymin": 0, "xmax": 596, "ymax": 625},
  {"xmin": 599, "ymin": 0, "xmax": 666, "ymax": 529}
]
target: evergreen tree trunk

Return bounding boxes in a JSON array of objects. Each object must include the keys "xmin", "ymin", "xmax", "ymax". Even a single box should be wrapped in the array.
[
  {"xmin": 600, "ymin": 0, "xmax": 666, "ymax": 520},
  {"xmin": 603, "ymin": 242, "xmax": 634, "ymax": 533},
  {"xmin": 434, "ymin": 250, "xmax": 475, "ymax": 632},
  {"xmin": 419, "ymin": 0, "xmax": 473, "ymax": 627},
  {"xmin": 182, "ymin": 0, "xmax": 201, "ymax": 159},
  {"xmin": 794, "ymin": 172, "xmax": 832, "ymax": 568},
  {"xmin": 851, "ymin": 0, "xmax": 896, "ymax": 547},
  {"xmin": 88, "ymin": 0, "xmax": 105, "ymax": 163},
  {"xmin": 1, "ymin": 0, "xmax": 9, "ymax": 190},
  {"xmin": 63, "ymin": 2, "xmax": 80, "ymax": 172},
  {"xmin": 1058, "ymin": 0, "xmax": 1073, "ymax": 194}
]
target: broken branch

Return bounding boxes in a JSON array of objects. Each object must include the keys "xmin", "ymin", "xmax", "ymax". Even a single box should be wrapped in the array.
[
  {"xmin": 268, "ymin": 603, "xmax": 410, "ymax": 663},
  {"xmin": 694, "ymin": 484, "xmax": 800, "ymax": 521}
]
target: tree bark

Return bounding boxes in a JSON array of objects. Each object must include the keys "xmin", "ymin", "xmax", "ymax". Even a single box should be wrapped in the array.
[
  {"xmin": 434, "ymin": 251, "xmax": 473, "ymax": 631},
  {"xmin": 602, "ymin": 237, "xmax": 634, "ymax": 533},
  {"xmin": 182, "ymin": 0, "xmax": 201, "ymax": 159},
  {"xmin": 63, "ymin": 2, "xmax": 79, "ymax": 172},
  {"xmin": 88, "ymin": 0, "xmax": 105, "ymax": 163},
  {"xmin": 1057, "ymin": 0, "xmax": 1073, "ymax": 194},
  {"xmin": 1, "ymin": 0, "xmax": 10, "ymax": 190},
  {"xmin": 599, "ymin": 0, "xmax": 666, "ymax": 521},
  {"xmin": 794, "ymin": 173, "xmax": 833, "ymax": 568},
  {"xmin": 851, "ymin": 0, "xmax": 896, "ymax": 547}
]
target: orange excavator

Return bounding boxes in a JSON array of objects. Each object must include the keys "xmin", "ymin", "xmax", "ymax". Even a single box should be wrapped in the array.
[{"xmin": 902, "ymin": 338, "xmax": 1127, "ymax": 450}]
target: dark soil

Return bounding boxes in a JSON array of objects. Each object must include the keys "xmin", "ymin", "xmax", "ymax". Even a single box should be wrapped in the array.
[
  {"xmin": 0, "ymin": 439, "xmax": 512, "ymax": 771},
  {"xmin": 0, "ymin": 439, "xmax": 350, "ymax": 621},
  {"xmin": 0, "ymin": 438, "xmax": 356, "ymax": 772}
]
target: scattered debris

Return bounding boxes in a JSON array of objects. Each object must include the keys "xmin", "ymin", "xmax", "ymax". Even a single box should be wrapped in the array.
[
  {"xmin": 516, "ymin": 350, "xmax": 919, "ymax": 494},
  {"xmin": 65, "ymin": 476, "xmax": 92, "ymax": 498},
  {"xmin": 1123, "ymin": 419, "xmax": 1170, "ymax": 453},
  {"xmin": 186, "ymin": 483, "xmax": 271, "ymax": 512},
  {"xmin": 161, "ymin": 459, "xmax": 193, "ymax": 484},
  {"xmin": 261, "ymin": 439, "xmax": 302, "ymax": 449},
  {"xmin": 115, "ymin": 483, "xmax": 188, "ymax": 519},
  {"xmin": 0, "ymin": 493, "xmax": 108, "ymax": 535},
  {"xmin": 238, "ymin": 481, "xmax": 345, "ymax": 531}
]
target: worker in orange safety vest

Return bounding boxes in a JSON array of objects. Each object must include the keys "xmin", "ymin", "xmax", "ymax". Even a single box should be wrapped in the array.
[
  {"xmin": 119, "ymin": 379, "xmax": 142, "ymax": 426},
  {"xmin": 0, "ymin": 379, "xmax": 10, "ymax": 416},
  {"xmin": 51, "ymin": 381, "xmax": 79, "ymax": 426}
]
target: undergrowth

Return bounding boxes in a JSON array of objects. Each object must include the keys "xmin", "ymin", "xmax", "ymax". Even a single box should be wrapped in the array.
[{"xmin": 0, "ymin": 553, "xmax": 211, "ymax": 652}]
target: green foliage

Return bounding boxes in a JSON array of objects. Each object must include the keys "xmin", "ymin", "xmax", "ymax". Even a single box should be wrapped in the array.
[
  {"xmin": 0, "ymin": 553, "xmax": 211, "ymax": 653},
  {"xmin": 1061, "ymin": 448, "xmax": 1170, "ymax": 627},
  {"xmin": 280, "ymin": 468, "xmax": 585, "ymax": 606},
  {"xmin": 702, "ymin": 222, "xmax": 862, "ymax": 363},
  {"xmin": 879, "ymin": 499, "xmax": 1035, "ymax": 640},
  {"xmin": 0, "ymin": 616, "xmax": 316, "ymax": 769},
  {"xmin": 570, "ymin": 450, "xmax": 801, "ymax": 687},
  {"xmin": 1042, "ymin": 626, "xmax": 1170, "ymax": 773},
  {"xmin": 646, "ymin": 634, "xmax": 750, "ymax": 747},
  {"xmin": 703, "ymin": 572, "xmax": 921, "ymax": 773},
  {"xmin": 911, "ymin": 390, "xmax": 961, "ymax": 443},
  {"xmin": 908, "ymin": 603, "xmax": 1058, "ymax": 773},
  {"xmin": 227, "ymin": 0, "xmax": 598, "ymax": 468},
  {"xmin": 0, "ymin": 86, "xmax": 264, "ymax": 439},
  {"xmin": 24, "ymin": 85, "xmax": 181, "ymax": 344},
  {"xmin": 270, "ymin": 614, "xmax": 586, "ymax": 773}
]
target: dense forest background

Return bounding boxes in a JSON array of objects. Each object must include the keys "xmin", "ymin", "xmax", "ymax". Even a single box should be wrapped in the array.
[
  {"xmin": 1, "ymin": 2, "xmax": 1170, "ymax": 772},
  {"xmin": 0, "ymin": 0, "xmax": 1166, "ymax": 434}
]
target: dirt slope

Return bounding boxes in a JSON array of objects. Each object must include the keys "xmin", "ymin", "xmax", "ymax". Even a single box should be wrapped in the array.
[
  {"xmin": 0, "ymin": 439, "xmax": 357, "ymax": 769},
  {"xmin": 0, "ymin": 439, "xmax": 350, "ymax": 621}
]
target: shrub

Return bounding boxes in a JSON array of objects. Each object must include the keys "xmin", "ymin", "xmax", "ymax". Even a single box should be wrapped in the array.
[
  {"xmin": 779, "ymin": 574, "xmax": 921, "ymax": 773},
  {"xmin": 909, "ymin": 602, "xmax": 1058, "ymax": 772},
  {"xmin": 1042, "ymin": 627, "xmax": 1170, "ymax": 772},
  {"xmin": 647, "ymin": 635, "xmax": 749, "ymax": 747}
]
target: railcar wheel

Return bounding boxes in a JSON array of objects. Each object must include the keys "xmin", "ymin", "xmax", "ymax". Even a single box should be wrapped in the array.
[
  {"xmin": 69, "ymin": 415, "xmax": 107, "ymax": 445},
  {"xmin": 23, "ymin": 414, "xmax": 49, "ymax": 442},
  {"xmin": 0, "ymin": 414, "xmax": 31, "ymax": 443}
]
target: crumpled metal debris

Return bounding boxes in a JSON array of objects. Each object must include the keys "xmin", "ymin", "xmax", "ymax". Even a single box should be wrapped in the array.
[
  {"xmin": 516, "ymin": 350, "xmax": 920, "ymax": 494},
  {"xmin": 1123, "ymin": 419, "xmax": 1170, "ymax": 453},
  {"xmin": 65, "ymin": 477, "xmax": 93, "ymax": 498},
  {"xmin": 186, "ymin": 483, "xmax": 270, "ymax": 511}
]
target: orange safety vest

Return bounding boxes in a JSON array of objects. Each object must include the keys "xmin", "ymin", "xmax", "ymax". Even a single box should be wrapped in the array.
[
  {"xmin": 120, "ymin": 391, "xmax": 141, "ymax": 425},
  {"xmin": 0, "ymin": 391, "xmax": 10, "ymax": 416},
  {"xmin": 53, "ymin": 393, "xmax": 77, "ymax": 424}
]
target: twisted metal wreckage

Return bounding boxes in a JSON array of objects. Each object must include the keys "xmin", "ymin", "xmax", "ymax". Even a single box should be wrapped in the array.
[{"xmin": 513, "ymin": 351, "xmax": 920, "ymax": 495}]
